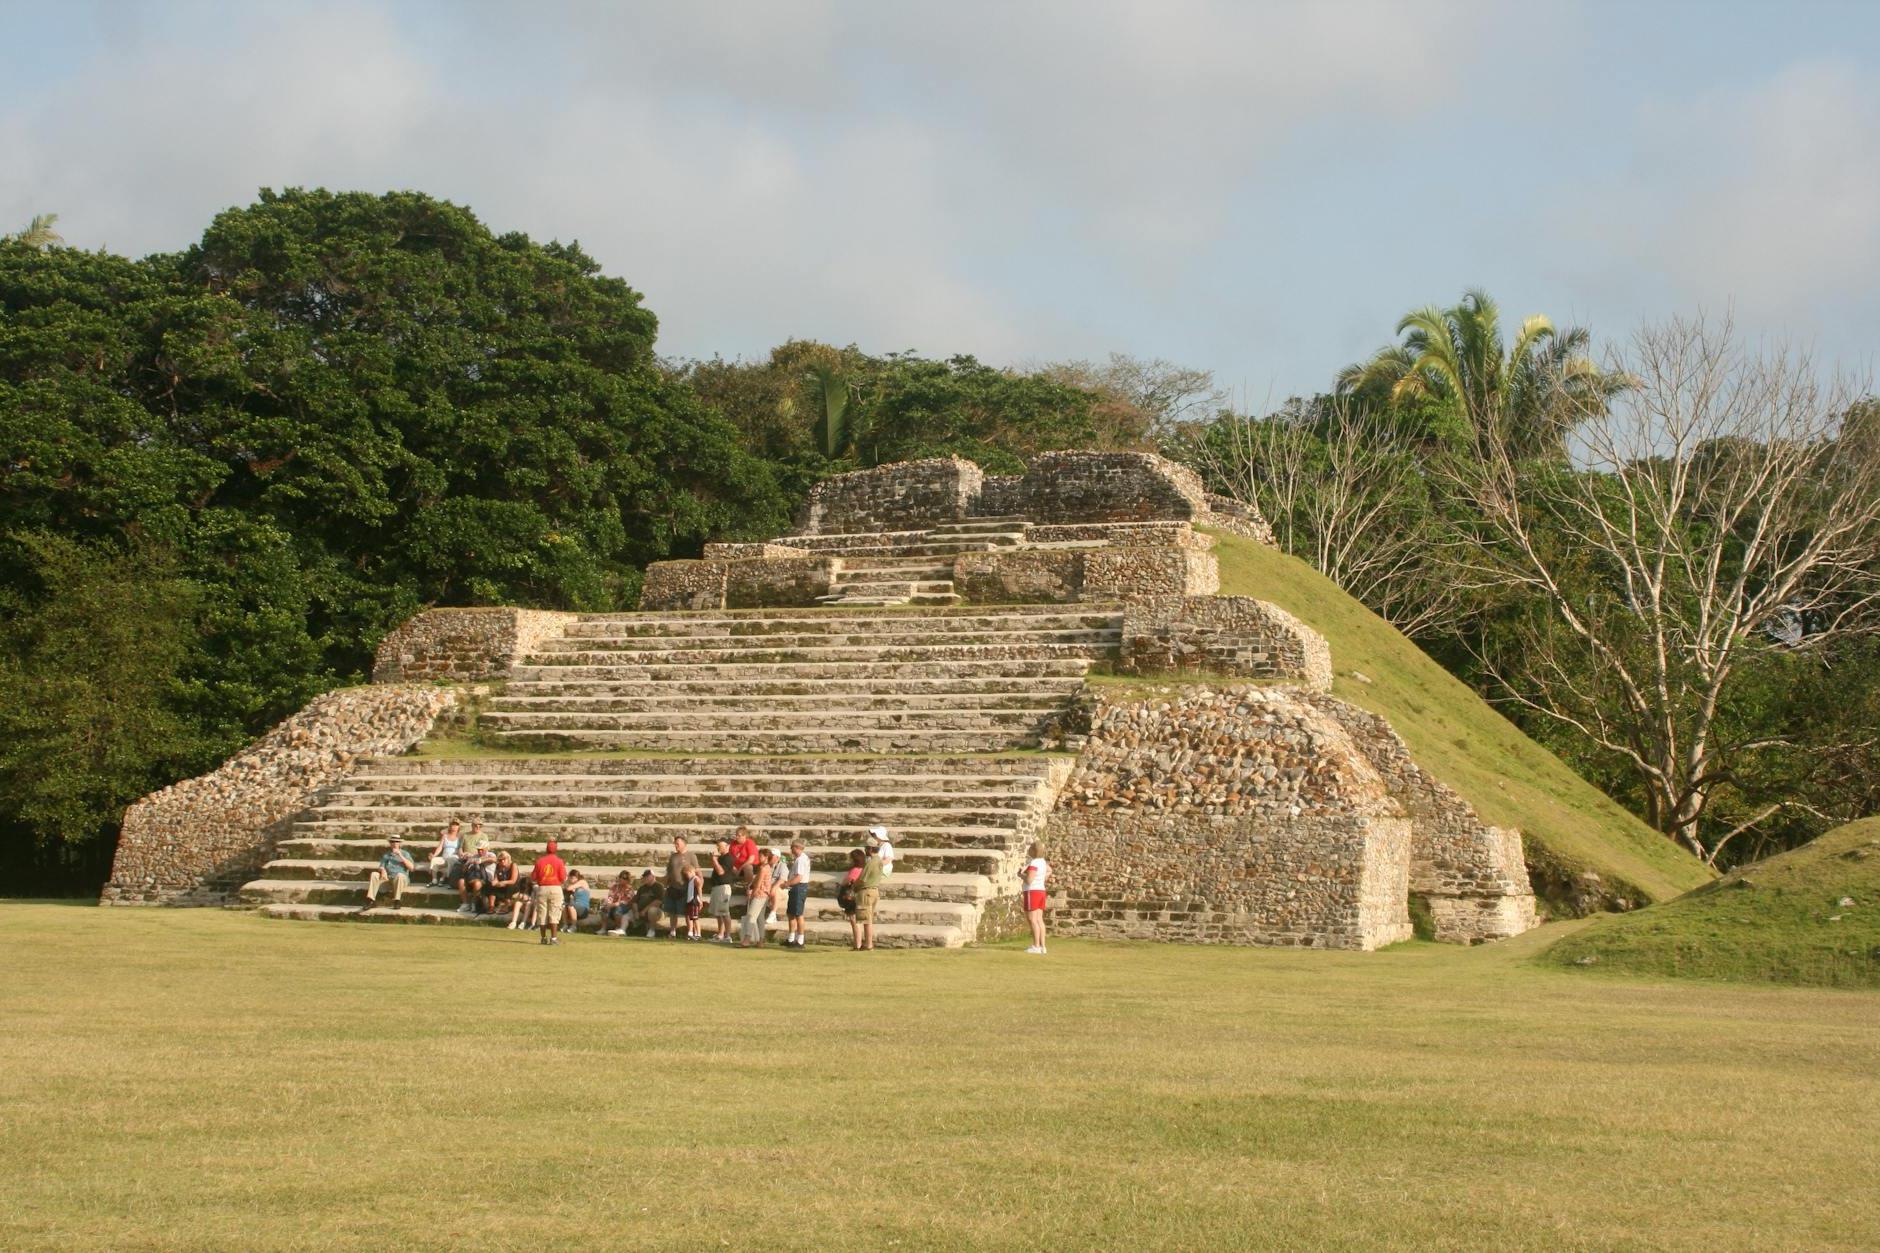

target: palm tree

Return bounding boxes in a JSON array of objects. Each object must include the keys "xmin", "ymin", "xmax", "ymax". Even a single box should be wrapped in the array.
[
  {"xmin": 1338, "ymin": 289, "xmax": 1626, "ymax": 458},
  {"xmin": 5, "ymin": 213, "xmax": 63, "ymax": 249}
]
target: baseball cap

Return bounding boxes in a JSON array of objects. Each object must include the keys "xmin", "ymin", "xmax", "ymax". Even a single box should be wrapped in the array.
[{"xmin": 868, "ymin": 825, "xmax": 888, "ymax": 839}]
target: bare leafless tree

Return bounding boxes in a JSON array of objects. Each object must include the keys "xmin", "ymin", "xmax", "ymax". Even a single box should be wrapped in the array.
[
  {"xmin": 1449, "ymin": 315, "xmax": 1880, "ymax": 863},
  {"xmin": 1184, "ymin": 398, "xmax": 1466, "ymax": 639}
]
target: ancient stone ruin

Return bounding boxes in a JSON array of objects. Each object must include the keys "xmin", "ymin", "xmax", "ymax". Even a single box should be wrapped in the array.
[{"xmin": 103, "ymin": 450, "xmax": 1536, "ymax": 949}]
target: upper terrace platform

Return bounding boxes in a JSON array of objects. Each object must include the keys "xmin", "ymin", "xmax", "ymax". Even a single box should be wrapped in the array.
[{"xmin": 642, "ymin": 451, "xmax": 1272, "ymax": 610}]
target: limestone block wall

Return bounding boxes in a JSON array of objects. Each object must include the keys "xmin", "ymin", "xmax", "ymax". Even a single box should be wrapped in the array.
[
  {"xmin": 640, "ymin": 560, "xmax": 729, "ymax": 611},
  {"xmin": 101, "ymin": 686, "xmax": 457, "ymax": 906},
  {"xmin": 1201, "ymin": 494, "xmax": 1278, "ymax": 547},
  {"xmin": 1043, "ymin": 686, "xmax": 1412, "ymax": 949},
  {"xmin": 1015, "ymin": 450, "xmax": 1210, "ymax": 524},
  {"xmin": 950, "ymin": 547, "xmax": 1217, "ymax": 605},
  {"xmin": 371, "ymin": 608, "xmax": 579, "ymax": 683},
  {"xmin": 641, "ymin": 556, "xmax": 837, "ymax": 611},
  {"xmin": 1120, "ymin": 596, "xmax": 1333, "ymax": 690},
  {"xmin": 1300, "ymin": 694, "xmax": 1538, "ymax": 942},
  {"xmin": 799, "ymin": 457, "xmax": 982, "ymax": 534}
]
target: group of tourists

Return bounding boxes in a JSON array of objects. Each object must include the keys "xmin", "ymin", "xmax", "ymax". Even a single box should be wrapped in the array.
[{"xmin": 362, "ymin": 817, "xmax": 1053, "ymax": 954}]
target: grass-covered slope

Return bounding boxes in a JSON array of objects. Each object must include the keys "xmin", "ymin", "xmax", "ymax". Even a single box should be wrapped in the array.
[
  {"xmin": 1543, "ymin": 818, "xmax": 1880, "ymax": 987},
  {"xmin": 1206, "ymin": 528, "xmax": 1712, "ymax": 908}
]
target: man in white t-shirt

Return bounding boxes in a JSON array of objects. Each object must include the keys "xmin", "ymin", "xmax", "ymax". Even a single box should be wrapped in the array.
[
  {"xmin": 868, "ymin": 825, "xmax": 895, "ymax": 878},
  {"xmin": 782, "ymin": 839, "xmax": 813, "ymax": 949}
]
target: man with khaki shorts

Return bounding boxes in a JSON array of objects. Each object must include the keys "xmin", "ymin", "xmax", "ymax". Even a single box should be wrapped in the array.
[
  {"xmin": 530, "ymin": 839, "xmax": 569, "ymax": 947},
  {"xmin": 854, "ymin": 837, "xmax": 884, "ymax": 951}
]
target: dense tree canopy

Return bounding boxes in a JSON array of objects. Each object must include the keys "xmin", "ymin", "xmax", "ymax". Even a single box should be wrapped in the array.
[{"xmin": 1, "ymin": 189, "xmax": 787, "ymax": 888}]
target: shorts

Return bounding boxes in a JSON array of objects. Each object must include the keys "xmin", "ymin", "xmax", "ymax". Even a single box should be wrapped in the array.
[
  {"xmin": 534, "ymin": 884, "xmax": 565, "ymax": 922},
  {"xmin": 855, "ymin": 887, "xmax": 879, "ymax": 924},
  {"xmin": 685, "ymin": 899, "xmax": 702, "ymax": 922},
  {"xmin": 709, "ymin": 884, "xmax": 732, "ymax": 918},
  {"xmin": 786, "ymin": 884, "xmax": 809, "ymax": 919},
  {"xmin": 663, "ymin": 888, "xmax": 685, "ymax": 917},
  {"xmin": 1024, "ymin": 889, "xmax": 1047, "ymax": 913}
]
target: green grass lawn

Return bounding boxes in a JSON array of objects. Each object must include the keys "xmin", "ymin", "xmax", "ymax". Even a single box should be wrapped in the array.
[
  {"xmin": 1545, "ymin": 818, "xmax": 1880, "ymax": 988},
  {"xmin": 5, "ymin": 905, "xmax": 1877, "ymax": 1249},
  {"xmin": 1206, "ymin": 528, "xmax": 1712, "ymax": 907}
]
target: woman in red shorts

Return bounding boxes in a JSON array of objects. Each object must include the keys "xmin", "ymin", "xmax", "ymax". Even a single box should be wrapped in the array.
[{"xmin": 1021, "ymin": 841, "xmax": 1050, "ymax": 955}]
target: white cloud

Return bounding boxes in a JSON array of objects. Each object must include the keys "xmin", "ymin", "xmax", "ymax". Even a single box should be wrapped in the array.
[
  {"xmin": 1569, "ymin": 57, "xmax": 1880, "ymax": 318},
  {"xmin": 2, "ymin": 0, "xmax": 1485, "ymax": 370}
]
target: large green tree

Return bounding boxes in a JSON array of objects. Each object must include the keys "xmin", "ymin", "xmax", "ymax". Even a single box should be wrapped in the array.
[{"xmin": 0, "ymin": 189, "xmax": 789, "ymax": 889}]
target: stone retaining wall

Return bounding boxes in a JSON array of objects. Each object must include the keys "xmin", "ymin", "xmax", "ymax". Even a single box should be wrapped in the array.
[
  {"xmin": 1043, "ymin": 686, "xmax": 1411, "ymax": 949},
  {"xmin": 639, "ymin": 560, "xmax": 729, "ymax": 611},
  {"xmin": 801, "ymin": 457, "xmax": 982, "ymax": 533},
  {"xmin": 100, "ymin": 686, "xmax": 457, "ymax": 906},
  {"xmin": 952, "ymin": 547, "xmax": 1217, "ymax": 604},
  {"xmin": 641, "ymin": 556, "xmax": 837, "ymax": 611},
  {"xmin": 1120, "ymin": 596, "xmax": 1333, "ymax": 690},
  {"xmin": 1201, "ymin": 494, "xmax": 1277, "ymax": 547},
  {"xmin": 1016, "ymin": 450, "xmax": 1210, "ymax": 524},
  {"xmin": 371, "ymin": 608, "xmax": 579, "ymax": 683},
  {"xmin": 1299, "ymin": 694, "xmax": 1538, "ymax": 942}
]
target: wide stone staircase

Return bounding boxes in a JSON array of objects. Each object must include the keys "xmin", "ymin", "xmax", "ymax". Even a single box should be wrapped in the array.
[
  {"xmin": 476, "ymin": 603, "xmax": 1122, "ymax": 752},
  {"xmin": 242, "ymin": 755, "xmax": 1068, "ymax": 947}
]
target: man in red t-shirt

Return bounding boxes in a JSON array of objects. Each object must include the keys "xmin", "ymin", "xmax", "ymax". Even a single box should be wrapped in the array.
[
  {"xmin": 530, "ymin": 839, "xmax": 569, "ymax": 946},
  {"xmin": 728, "ymin": 826, "xmax": 760, "ymax": 888}
]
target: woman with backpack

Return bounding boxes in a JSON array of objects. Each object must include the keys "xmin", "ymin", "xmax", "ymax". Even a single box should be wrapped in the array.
[{"xmin": 837, "ymin": 848, "xmax": 866, "ymax": 950}]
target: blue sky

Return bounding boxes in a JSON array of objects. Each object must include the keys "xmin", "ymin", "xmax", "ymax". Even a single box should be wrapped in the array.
[{"xmin": 5, "ymin": 0, "xmax": 1878, "ymax": 401}]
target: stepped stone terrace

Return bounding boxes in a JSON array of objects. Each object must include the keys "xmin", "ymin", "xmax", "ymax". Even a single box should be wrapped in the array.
[{"xmin": 106, "ymin": 450, "xmax": 1537, "ymax": 951}]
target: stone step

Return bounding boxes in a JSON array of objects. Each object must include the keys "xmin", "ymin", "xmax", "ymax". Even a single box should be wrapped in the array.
[
  {"xmin": 240, "ymin": 880, "xmax": 982, "ymax": 929},
  {"xmin": 255, "ymin": 903, "xmax": 967, "ymax": 947},
  {"xmin": 277, "ymin": 838, "xmax": 1011, "ymax": 875},
  {"xmin": 490, "ymin": 677, "xmax": 1087, "ymax": 699},
  {"xmin": 510, "ymin": 659, "xmax": 1095, "ymax": 681},
  {"xmin": 330, "ymin": 770, "xmax": 1046, "ymax": 793},
  {"xmin": 477, "ymin": 708, "xmax": 1055, "ymax": 732},
  {"xmin": 257, "ymin": 860, "xmax": 996, "ymax": 903},
  {"xmin": 348, "ymin": 756, "xmax": 1058, "ymax": 779},
  {"xmin": 482, "ymin": 692, "xmax": 1070, "ymax": 713},
  {"xmin": 523, "ymin": 644, "xmax": 1116, "ymax": 668},
  {"xmin": 573, "ymin": 604, "xmax": 1121, "ymax": 627},
  {"xmin": 534, "ymin": 626, "xmax": 1118, "ymax": 652},
  {"xmin": 314, "ymin": 791, "xmax": 1035, "ymax": 816},
  {"xmin": 478, "ymin": 729, "xmax": 1050, "ymax": 752},
  {"xmin": 301, "ymin": 807, "xmax": 1026, "ymax": 833}
]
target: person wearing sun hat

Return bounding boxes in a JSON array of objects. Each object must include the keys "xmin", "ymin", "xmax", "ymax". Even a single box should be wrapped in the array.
[
  {"xmin": 361, "ymin": 835, "xmax": 415, "ymax": 911},
  {"xmin": 868, "ymin": 825, "xmax": 895, "ymax": 878}
]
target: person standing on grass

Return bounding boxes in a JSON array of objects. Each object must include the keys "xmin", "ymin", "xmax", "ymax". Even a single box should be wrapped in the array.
[
  {"xmin": 781, "ymin": 839, "xmax": 812, "ymax": 949},
  {"xmin": 1021, "ymin": 842, "xmax": 1051, "ymax": 955},
  {"xmin": 708, "ymin": 838, "xmax": 734, "ymax": 943},
  {"xmin": 683, "ymin": 862, "xmax": 705, "ymax": 941},
  {"xmin": 854, "ymin": 841, "xmax": 884, "ymax": 951},
  {"xmin": 663, "ymin": 837, "xmax": 699, "ymax": 941},
  {"xmin": 740, "ymin": 849, "xmax": 776, "ymax": 948},
  {"xmin": 838, "ymin": 848, "xmax": 866, "ymax": 950},
  {"xmin": 529, "ymin": 840, "xmax": 569, "ymax": 946},
  {"xmin": 361, "ymin": 835, "xmax": 414, "ymax": 911},
  {"xmin": 869, "ymin": 825, "xmax": 896, "ymax": 878}
]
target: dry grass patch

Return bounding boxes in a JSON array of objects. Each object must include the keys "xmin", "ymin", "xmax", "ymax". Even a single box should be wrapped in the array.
[{"xmin": 2, "ymin": 906, "xmax": 1877, "ymax": 1249}]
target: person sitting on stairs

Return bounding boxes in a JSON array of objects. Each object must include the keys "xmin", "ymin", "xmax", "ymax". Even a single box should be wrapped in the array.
[
  {"xmin": 361, "ymin": 835, "xmax": 414, "ymax": 911},
  {"xmin": 428, "ymin": 819, "xmax": 463, "ymax": 886},
  {"xmin": 600, "ymin": 871, "xmax": 635, "ymax": 935}
]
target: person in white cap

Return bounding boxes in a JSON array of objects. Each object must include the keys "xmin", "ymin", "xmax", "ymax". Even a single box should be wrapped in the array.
[
  {"xmin": 362, "ymin": 835, "xmax": 414, "ymax": 911},
  {"xmin": 868, "ymin": 826, "xmax": 895, "ymax": 878}
]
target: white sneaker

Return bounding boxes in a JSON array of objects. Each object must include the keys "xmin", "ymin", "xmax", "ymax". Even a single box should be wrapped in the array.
[
  {"xmin": 456, "ymin": 904, "xmax": 474, "ymax": 915},
  {"xmin": 604, "ymin": 928, "xmax": 623, "ymax": 936},
  {"xmin": 1025, "ymin": 945, "xmax": 1043, "ymax": 954}
]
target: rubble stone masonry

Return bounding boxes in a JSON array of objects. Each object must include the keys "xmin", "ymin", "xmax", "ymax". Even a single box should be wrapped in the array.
[
  {"xmin": 371, "ymin": 608, "xmax": 578, "ymax": 683},
  {"xmin": 1121, "ymin": 596, "xmax": 1334, "ymax": 690},
  {"xmin": 101, "ymin": 686, "xmax": 458, "ymax": 905},
  {"xmin": 1041, "ymin": 684, "xmax": 1536, "ymax": 947}
]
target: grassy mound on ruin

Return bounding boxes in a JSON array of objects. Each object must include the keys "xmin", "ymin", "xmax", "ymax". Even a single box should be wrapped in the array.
[
  {"xmin": 1206, "ymin": 527, "xmax": 1712, "ymax": 910},
  {"xmin": 1541, "ymin": 818, "xmax": 1880, "ymax": 987}
]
